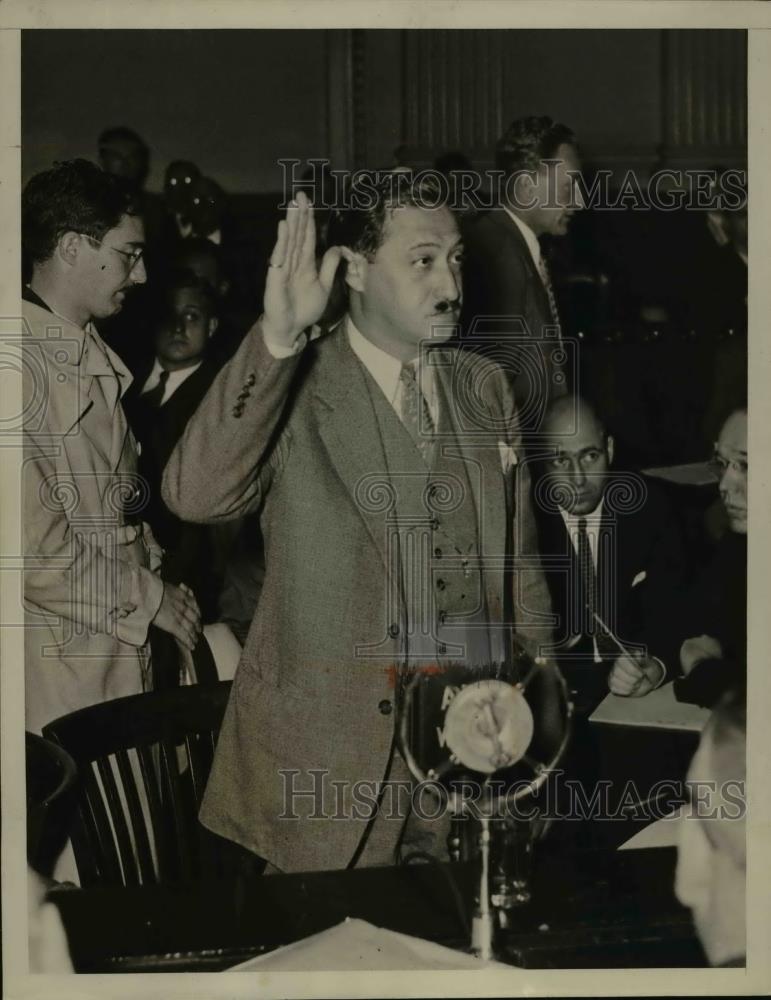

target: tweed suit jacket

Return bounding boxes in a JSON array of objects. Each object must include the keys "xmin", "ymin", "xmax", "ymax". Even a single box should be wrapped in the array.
[
  {"xmin": 461, "ymin": 209, "xmax": 567, "ymax": 422},
  {"xmin": 162, "ymin": 318, "xmax": 553, "ymax": 872}
]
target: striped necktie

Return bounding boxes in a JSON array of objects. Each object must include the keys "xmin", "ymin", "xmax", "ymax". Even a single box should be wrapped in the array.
[
  {"xmin": 537, "ymin": 255, "xmax": 562, "ymax": 332},
  {"xmin": 399, "ymin": 361, "xmax": 435, "ymax": 464}
]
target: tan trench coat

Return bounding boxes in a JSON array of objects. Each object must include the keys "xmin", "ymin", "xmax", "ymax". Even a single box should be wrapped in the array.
[{"xmin": 22, "ymin": 299, "xmax": 164, "ymax": 734}]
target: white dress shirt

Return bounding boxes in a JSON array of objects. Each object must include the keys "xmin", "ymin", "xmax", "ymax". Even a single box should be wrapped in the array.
[
  {"xmin": 140, "ymin": 358, "xmax": 203, "ymax": 407},
  {"xmin": 263, "ymin": 318, "xmax": 439, "ymax": 426},
  {"xmin": 502, "ymin": 206, "xmax": 543, "ymax": 273}
]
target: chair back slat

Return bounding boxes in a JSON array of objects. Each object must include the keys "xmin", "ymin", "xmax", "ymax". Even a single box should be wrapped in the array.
[
  {"xmin": 42, "ymin": 681, "xmax": 232, "ymax": 887},
  {"xmin": 159, "ymin": 738, "xmax": 194, "ymax": 879},
  {"xmin": 184, "ymin": 732, "xmax": 215, "ymax": 805},
  {"xmin": 135, "ymin": 743, "xmax": 175, "ymax": 879},
  {"xmin": 94, "ymin": 757, "xmax": 140, "ymax": 886},
  {"xmin": 77, "ymin": 765, "xmax": 125, "ymax": 885},
  {"xmin": 114, "ymin": 749, "xmax": 157, "ymax": 883}
]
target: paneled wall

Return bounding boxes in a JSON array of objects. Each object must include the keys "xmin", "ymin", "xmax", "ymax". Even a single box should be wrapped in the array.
[
  {"xmin": 662, "ymin": 29, "xmax": 747, "ymax": 166},
  {"xmin": 22, "ymin": 29, "xmax": 747, "ymax": 193}
]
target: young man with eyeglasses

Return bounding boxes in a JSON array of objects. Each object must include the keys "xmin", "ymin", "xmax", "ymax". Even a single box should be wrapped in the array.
[
  {"xmin": 609, "ymin": 406, "xmax": 747, "ymax": 707},
  {"xmin": 21, "ymin": 158, "xmax": 202, "ymax": 733}
]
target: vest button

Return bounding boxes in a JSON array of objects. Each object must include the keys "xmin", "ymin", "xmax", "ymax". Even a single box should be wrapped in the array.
[
  {"xmin": 430, "ymin": 517, "xmax": 440, "ymax": 531},
  {"xmin": 434, "ymin": 547, "xmax": 442, "ymax": 558},
  {"xmin": 436, "ymin": 578, "xmax": 446, "ymax": 591},
  {"xmin": 438, "ymin": 611, "xmax": 447, "ymax": 624},
  {"xmin": 378, "ymin": 699, "xmax": 393, "ymax": 716},
  {"xmin": 437, "ymin": 643, "xmax": 447, "ymax": 655},
  {"xmin": 388, "ymin": 623, "xmax": 400, "ymax": 638}
]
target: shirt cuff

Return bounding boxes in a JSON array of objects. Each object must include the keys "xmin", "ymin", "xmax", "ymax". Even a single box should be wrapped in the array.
[
  {"xmin": 262, "ymin": 322, "xmax": 323, "ymax": 359},
  {"xmin": 650, "ymin": 656, "xmax": 667, "ymax": 689}
]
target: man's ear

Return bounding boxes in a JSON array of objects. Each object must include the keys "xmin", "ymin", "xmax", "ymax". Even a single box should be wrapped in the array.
[
  {"xmin": 208, "ymin": 317, "xmax": 219, "ymax": 338},
  {"xmin": 58, "ymin": 231, "xmax": 82, "ymax": 268},
  {"xmin": 341, "ymin": 246, "xmax": 367, "ymax": 294},
  {"xmin": 607, "ymin": 434, "xmax": 615, "ymax": 466}
]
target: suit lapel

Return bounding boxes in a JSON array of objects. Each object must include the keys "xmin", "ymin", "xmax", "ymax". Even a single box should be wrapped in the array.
[
  {"xmin": 491, "ymin": 209, "xmax": 552, "ymax": 322},
  {"xmin": 434, "ymin": 354, "xmax": 507, "ymax": 617},
  {"xmin": 311, "ymin": 324, "xmax": 393, "ymax": 571}
]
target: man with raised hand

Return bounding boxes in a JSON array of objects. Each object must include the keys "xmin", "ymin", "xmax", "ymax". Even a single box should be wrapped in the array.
[{"xmin": 163, "ymin": 176, "xmax": 552, "ymax": 873}]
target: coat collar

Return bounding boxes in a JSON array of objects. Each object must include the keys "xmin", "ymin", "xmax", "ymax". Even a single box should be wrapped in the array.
[{"xmin": 22, "ymin": 298, "xmax": 134, "ymax": 440}]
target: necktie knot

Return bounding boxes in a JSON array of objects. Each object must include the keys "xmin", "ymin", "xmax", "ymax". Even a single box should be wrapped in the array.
[{"xmin": 144, "ymin": 368, "xmax": 170, "ymax": 408}]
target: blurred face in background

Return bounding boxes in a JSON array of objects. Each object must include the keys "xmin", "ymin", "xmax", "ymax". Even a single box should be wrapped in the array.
[
  {"xmin": 712, "ymin": 410, "xmax": 748, "ymax": 534},
  {"xmin": 99, "ymin": 137, "xmax": 147, "ymax": 191},
  {"xmin": 675, "ymin": 723, "xmax": 746, "ymax": 966},
  {"xmin": 156, "ymin": 285, "xmax": 218, "ymax": 371},
  {"xmin": 510, "ymin": 142, "xmax": 584, "ymax": 237},
  {"xmin": 164, "ymin": 161, "xmax": 201, "ymax": 214}
]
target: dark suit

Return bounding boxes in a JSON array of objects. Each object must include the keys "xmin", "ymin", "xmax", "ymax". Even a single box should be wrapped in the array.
[
  {"xmin": 535, "ymin": 474, "xmax": 689, "ymax": 714},
  {"xmin": 462, "ymin": 208, "xmax": 568, "ymax": 431},
  {"xmin": 671, "ymin": 531, "xmax": 746, "ymax": 708},
  {"xmin": 124, "ymin": 358, "xmax": 221, "ymax": 620}
]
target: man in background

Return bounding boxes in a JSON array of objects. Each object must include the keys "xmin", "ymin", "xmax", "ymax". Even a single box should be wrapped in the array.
[
  {"xmin": 22, "ymin": 159, "xmax": 201, "ymax": 733},
  {"xmin": 675, "ymin": 688, "xmax": 746, "ymax": 966},
  {"xmin": 462, "ymin": 115, "xmax": 584, "ymax": 426},
  {"xmin": 536, "ymin": 394, "xmax": 688, "ymax": 715},
  {"xmin": 609, "ymin": 406, "xmax": 746, "ymax": 707}
]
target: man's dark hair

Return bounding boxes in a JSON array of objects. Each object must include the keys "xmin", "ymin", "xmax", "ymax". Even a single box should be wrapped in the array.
[
  {"xmin": 173, "ymin": 237, "xmax": 225, "ymax": 282},
  {"xmin": 495, "ymin": 116, "xmax": 576, "ymax": 176},
  {"xmin": 22, "ymin": 159, "xmax": 140, "ymax": 265},
  {"xmin": 163, "ymin": 268, "xmax": 220, "ymax": 318},
  {"xmin": 325, "ymin": 169, "xmax": 449, "ymax": 259},
  {"xmin": 98, "ymin": 126, "xmax": 148, "ymax": 155},
  {"xmin": 318, "ymin": 170, "xmax": 452, "ymax": 328}
]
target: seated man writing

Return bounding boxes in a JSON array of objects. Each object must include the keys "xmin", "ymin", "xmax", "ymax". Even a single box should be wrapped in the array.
[{"xmin": 609, "ymin": 406, "xmax": 747, "ymax": 707}]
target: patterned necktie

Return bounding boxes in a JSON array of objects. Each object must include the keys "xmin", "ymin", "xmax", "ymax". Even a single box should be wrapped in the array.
[
  {"xmin": 142, "ymin": 369, "xmax": 170, "ymax": 409},
  {"xmin": 537, "ymin": 255, "xmax": 562, "ymax": 332},
  {"xmin": 399, "ymin": 361, "xmax": 435, "ymax": 464},
  {"xmin": 576, "ymin": 517, "xmax": 617, "ymax": 661},
  {"xmin": 576, "ymin": 517, "xmax": 594, "ymax": 637}
]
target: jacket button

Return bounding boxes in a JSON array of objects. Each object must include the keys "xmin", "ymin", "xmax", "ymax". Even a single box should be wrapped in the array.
[
  {"xmin": 378, "ymin": 699, "xmax": 392, "ymax": 716},
  {"xmin": 388, "ymin": 623, "xmax": 399, "ymax": 638}
]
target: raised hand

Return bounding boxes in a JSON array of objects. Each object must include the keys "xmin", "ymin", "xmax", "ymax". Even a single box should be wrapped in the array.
[{"xmin": 262, "ymin": 190, "xmax": 343, "ymax": 350}]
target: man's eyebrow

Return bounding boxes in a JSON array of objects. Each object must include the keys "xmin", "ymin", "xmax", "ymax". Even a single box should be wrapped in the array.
[{"xmin": 408, "ymin": 240, "xmax": 442, "ymax": 250}]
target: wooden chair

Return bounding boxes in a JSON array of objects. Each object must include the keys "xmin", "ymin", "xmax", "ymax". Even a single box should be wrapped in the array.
[
  {"xmin": 26, "ymin": 732, "xmax": 77, "ymax": 877},
  {"xmin": 42, "ymin": 681, "xmax": 238, "ymax": 887}
]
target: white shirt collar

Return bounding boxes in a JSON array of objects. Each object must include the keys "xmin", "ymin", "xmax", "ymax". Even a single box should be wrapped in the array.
[
  {"xmin": 502, "ymin": 206, "xmax": 542, "ymax": 271},
  {"xmin": 560, "ymin": 497, "xmax": 605, "ymax": 533},
  {"xmin": 141, "ymin": 357, "xmax": 203, "ymax": 405},
  {"xmin": 346, "ymin": 317, "xmax": 438, "ymax": 423}
]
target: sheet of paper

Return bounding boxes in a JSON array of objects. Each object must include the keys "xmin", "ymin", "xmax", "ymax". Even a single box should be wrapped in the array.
[
  {"xmin": 589, "ymin": 682, "xmax": 710, "ymax": 732},
  {"xmin": 230, "ymin": 917, "xmax": 510, "ymax": 971},
  {"xmin": 617, "ymin": 807, "xmax": 684, "ymax": 851},
  {"xmin": 641, "ymin": 462, "xmax": 716, "ymax": 487}
]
